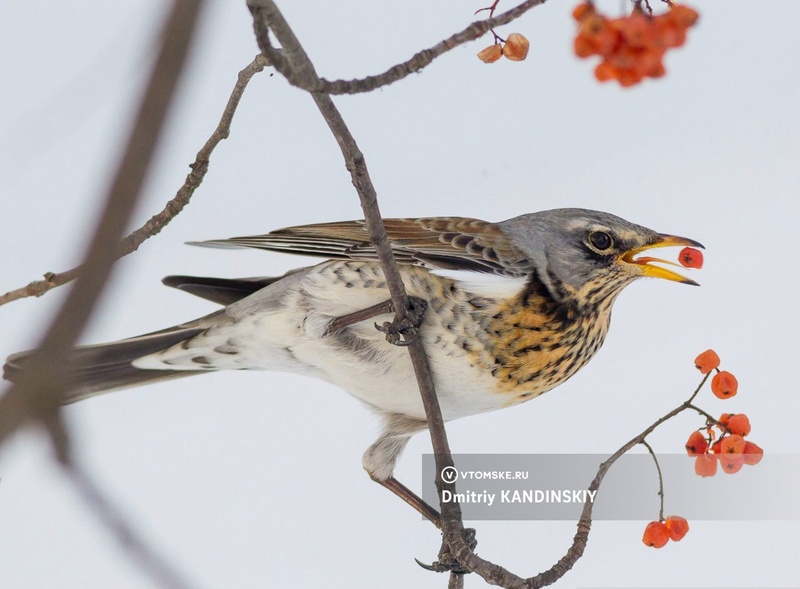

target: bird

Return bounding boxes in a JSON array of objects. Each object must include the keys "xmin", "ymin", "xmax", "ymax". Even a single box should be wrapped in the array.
[{"xmin": 4, "ymin": 208, "xmax": 701, "ymax": 521}]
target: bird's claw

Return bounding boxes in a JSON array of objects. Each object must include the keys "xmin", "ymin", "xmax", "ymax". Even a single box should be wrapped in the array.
[
  {"xmin": 414, "ymin": 558, "xmax": 471, "ymax": 575},
  {"xmin": 375, "ymin": 297, "xmax": 428, "ymax": 346},
  {"xmin": 415, "ymin": 527, "xmax": 477, "ymax": 575}
]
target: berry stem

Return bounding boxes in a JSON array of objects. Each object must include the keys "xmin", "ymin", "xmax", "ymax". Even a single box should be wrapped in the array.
[
  {"xmin": 686, "ymin": 371, "xmax": 712, "ymax": 404},
  {"xmin": 475, "ymin": 0, "xmax": 502, "ymax": 17},
  {"xmin": 634, "ymin": 0, "xmax": 654, "ymax": 17},
  {"xmin": 686, "ymin": 402, "xmax": 717, "ymax": 424},
  {"xmin": 640, "ymin": 439, "xmax": 665, "ymax": 521},
  {"xmin": 687, "ymin": 403, "xmax": 733, "ymax": 438}
]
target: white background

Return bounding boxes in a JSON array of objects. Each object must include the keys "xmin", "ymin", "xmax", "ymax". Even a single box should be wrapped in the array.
[{"xmin": 1, "ymin": 1, "xmax": 798, "ymax": 587}]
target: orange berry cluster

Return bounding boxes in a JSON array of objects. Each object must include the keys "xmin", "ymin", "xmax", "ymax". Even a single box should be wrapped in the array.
[
  {"xmin": 643, "ymin": 515, "xmax": 689, "ymax": 548},
  {"xmin": 572, "ymin": 2, "xmax": 699, "ymax": 87},
  {"xmin": 477, "ymin": 33, "xmax": 530, "ymax": 63},
  {"xmin": 686, "ymin": 350, "xmax": 764, "ymax": 476},
  {"xmin": 688, "ymin": 414, "xmax": 763, "ymax": 476}
]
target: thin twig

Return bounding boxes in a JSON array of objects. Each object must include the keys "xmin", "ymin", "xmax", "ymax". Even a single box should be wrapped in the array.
[
  {"xmin": 640, "ymin": 439, "xmax": 665, "ymax": 522},
  {"xmin": 265, "ymin": 0, "xmax": 547, "ymax": 95},
  {"xmin": 0, "ymin": 54, "xmax": 268, "ymax": 308},
  {"xmin": 686, "ymin": 371, "xmax": 711, "ymax": 404},
  {"xmin": 525, "ymin": 400, "xmax": 694, "ymax": 588},
  {"xmin": 686, "ymin": 402, "xmax": 720, "ymax": 425}
]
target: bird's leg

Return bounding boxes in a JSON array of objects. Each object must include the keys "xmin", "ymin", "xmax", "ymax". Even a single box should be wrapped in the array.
[
  {"xmin": 376, "ymin": 475, "xmax": 478, "ymax": 577},
  {"xmin": 324, "ymin": 299, "xmax": 395, "ymax": 334},
  {"xmin": 373, "ymin": 475, "xmax": 442, "ymax": 527},
  {"xmin": 325, "ymin": 296, "xmax": 428, "ymax": 346},
  {"xmin": 365, "ymin": 418, "xmax": 476, "ymax": 573},
  {"xmin": 363, "ymin": 414, "xmax": 442, "ymax": 524},
  {"xmin": 375, "ymin": 296, "xmax": 428, "ymax": 346}
]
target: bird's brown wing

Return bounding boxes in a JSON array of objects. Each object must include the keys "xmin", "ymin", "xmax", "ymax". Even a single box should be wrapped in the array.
[{"xmin": 190, "ymin": 217, "xmax": 535, "ymax": 277}]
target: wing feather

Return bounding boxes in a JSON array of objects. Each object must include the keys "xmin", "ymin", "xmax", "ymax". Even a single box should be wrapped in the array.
[{"xmin": 190, "ymin": 217, "xmax": 534, "ymax": 277}]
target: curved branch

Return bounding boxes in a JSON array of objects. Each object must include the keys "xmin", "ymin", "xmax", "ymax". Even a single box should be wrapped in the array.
[
  {"xmin": 247, "ymin": 0, "xmax": 469, "ymax": 564},
  {"xmin": 416, "ymin": 402, "xmax": 699, "ymax": 588},
  {"xmin": 525, "ymin": 401, "xmax": 692, "ymax": 588},
  {"xmin": 64, "ymin": 461, "xmax": 199, "ymax": 589},
  {"xmin": 0, "ymin": 54, "xmax": 268, "ymax": 308},
  {"xmin": 267, "ymin": 0, "xmax": 547, "ymax": 95}
]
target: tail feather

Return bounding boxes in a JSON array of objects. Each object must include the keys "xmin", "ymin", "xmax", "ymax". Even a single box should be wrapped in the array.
[
  {"xmin": 3, "ymin": 327, "xmax": 206, "ymax": 404},
  {"xmin": 161, "ymin": 271, "xmax": 304, "ymax": 306},
  {"xmin": 161, "ymin": 275, "xmax": 279, "ymax": 306}
]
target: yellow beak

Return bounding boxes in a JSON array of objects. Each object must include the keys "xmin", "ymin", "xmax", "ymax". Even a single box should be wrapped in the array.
[{"xmin": 619, "ymin": 234, "xmax": 705, "ymax": 286}]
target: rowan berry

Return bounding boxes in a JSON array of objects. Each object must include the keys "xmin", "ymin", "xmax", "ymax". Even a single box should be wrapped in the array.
[
  {"xmin": 668, "ymin": 4, "xmax": 699, "ymax": 28},
  {"xmin": 572, "ymin": 2, "xmax": 594, "ymax": 22},
  {"xmin": 665, "ymin": 515, "xmax": 689, "ymax": 541},
  {"xmin": 594, "ymin": 60, "xmax": 618, "ymax": 81},
  {"xmin": 716, "ymin": 413, "xmax": 734, "ymax": 430},
  {"xmin": 613, "ymin": 14, "xmax": 650, "ymax": 49},
  {"xmin": 502, "ymin": 33, "xmax": 530, "ymax": 61},
  {"xmin": 642, "ymin": 521, "xmax": 670, "ymax": 548},
  {"xmin": 477, "ymin": 44, "xmax": 503, "ymax": 63},
  {"xmin": 658, "ymin": 24, "xmax": 687, "ymax": 49},
  {"xmin": 711, "ymin": 371, "xmax": 738, "ymax": 399},
  {"xmin": 743, "ymin": 441, "xmax": 764, "ymax": 465},
  {"xmin": 720, "ymin": 434, "xmax": 746, "ymax": 456},
  {"xmin": 685, "ymin": 431, "xmax": 708, "ymax": 456},
  {"xmin": 574, "ymin": 35, "xmax": 597, "ymax": 58},
  {"xmin": 694, "ymin": 349, "xmax": 720, "ymax": 374},
  {"xmin": 616, "ymin": 67, "xmax": 643, "ymax": 87},
  {"xmin": 727, "ymin": 414, "xmax": 751, "ymax": 437},
  {"xmin": 679, "ymin": 247, "xmax": 703, "ymax": 268}
]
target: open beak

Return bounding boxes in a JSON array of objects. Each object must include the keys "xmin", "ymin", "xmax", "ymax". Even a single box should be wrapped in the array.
[{"xmin": 619, "ymin": 234, "xmax": 705, "ymax": 286}]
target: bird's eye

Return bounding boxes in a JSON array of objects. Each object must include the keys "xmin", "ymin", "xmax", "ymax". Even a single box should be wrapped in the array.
[{"xmin": 588, "ymin": 231, "xmax": 613, "ymax": 251}]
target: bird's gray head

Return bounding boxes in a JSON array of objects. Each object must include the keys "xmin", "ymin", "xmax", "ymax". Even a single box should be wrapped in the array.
[{"xmin": 498, "ymin": 208, "xmax": 703, "ymax": 308}]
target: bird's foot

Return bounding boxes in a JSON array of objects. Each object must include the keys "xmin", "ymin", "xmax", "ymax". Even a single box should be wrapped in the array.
[
  {"xmin": 415, "ymin": 527, "xmax": 477, "ymax": 575},
  {"xmin": 375, "ymin": 296, "xmax": 428, "ymax": 346}
]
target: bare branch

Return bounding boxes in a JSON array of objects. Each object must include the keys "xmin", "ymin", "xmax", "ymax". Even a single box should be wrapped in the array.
[
  {"xmin": 63, "ymin": 461, "xmax": 198, "ymax": 589},
  {"xmin": 247, "ymin": 0, "xmax": 470, "ymax": 543},
  {"xmin": 0, "ymin": 2, "xmax": 205, "ymax": 588},
  {"xmin": 526, "ymin": 402, "xmax": 692, "ymax": 588},
  {"xmin": 263, "ymin": 0, "xmax": 548, "ymax": 95},
  {"xmin": 0, "ymin": 0, "xmax": 202, "ymax": 445},
  {"xmin": 434, "ymin": 401, "xmax": 698, "ymax": 588},
  {"xmin": 116, "ymin": 54, "xmax": 269, "ymax": 256},
  {"xmin": 0, "ymin": 54, "xmax": 268, "ymax": 308}
]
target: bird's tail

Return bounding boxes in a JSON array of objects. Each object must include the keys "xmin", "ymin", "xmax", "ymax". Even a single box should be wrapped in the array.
[
  {"xmin": 3, "ymin": 273, "xmax": 283, "ymax": 404},
  {"xmin": 3, "ymin": 326, "xmax": 207, "ymax": 404}
]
